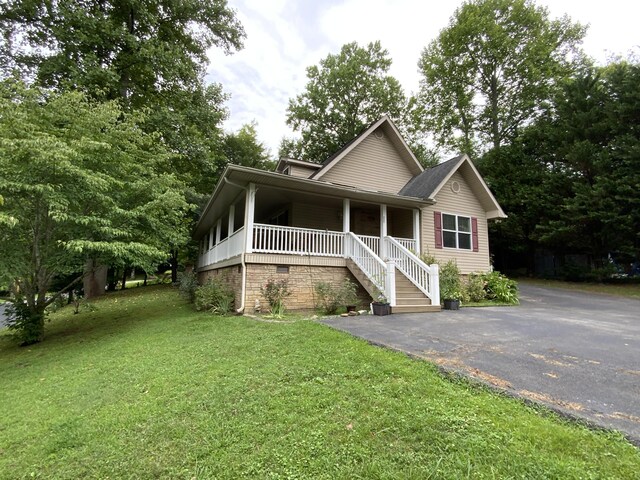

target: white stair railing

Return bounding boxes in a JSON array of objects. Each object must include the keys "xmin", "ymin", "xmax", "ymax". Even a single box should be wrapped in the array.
[
  {"xmin": 385, "ymin": 236, "xmax": 440, "ymax": 305},
  {"xmin": 344, "ymin": 232, "xmax": 395, "ymax": 305}
]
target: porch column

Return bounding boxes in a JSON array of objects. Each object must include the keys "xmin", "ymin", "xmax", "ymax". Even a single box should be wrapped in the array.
[
  {"xmin": 215, "ymin": 219, "xmax": 222, "ymax": 244},
  {"xmin": 380, "ymin": 204, "xmax": 388, "ymax": 259},
  {"xmin": 342, "ymin": 198, "xmax": 350, "ymax": 232},
  {"xmin": 413, "ymin": 209, "xmax": 421, "ymax": 255},
  {"xmin": 228, "ymin": 204, "xmax": 236, "ymax": 235},
  {"xmin": 244, "ymin": 183, "xmax": 256, "ymax": 253},
  {"xmin": 209, "ymin": 226, "xmax": 215, "ymax": 249}
]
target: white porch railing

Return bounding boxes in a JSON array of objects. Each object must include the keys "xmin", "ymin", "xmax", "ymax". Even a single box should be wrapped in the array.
[
  {"xmin": 252, "ymin": 224, "xmax": 344, "ymax": 257},
  {"xmin": 199, "ymin": 227, "xmax": 245, "ymax": 268},
  {"xmin": 357, "ymin": 235, "xmax": 380, "ymax": 256},
  {"xmin": 385, "ymin": 236, "xmax": 440, "ymax": 305},
  {"xmin": 395, "ymin": 237, "xmax": 416, "ymax": 252}
]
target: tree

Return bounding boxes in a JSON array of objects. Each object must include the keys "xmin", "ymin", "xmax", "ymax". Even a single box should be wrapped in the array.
[
  {"xmin": 0, "ymin": 81, "xmax": 191, "ymax": 344},
  {"xmin": 285, "ymin": 41, "xmax": 408, "ymax": 163},
  {"xmin": 1, "ymin": 0, "xmax": 246, "ymax": 285},
  {"xmin": 536, "ymin": 61, "xmax": 640, "ymax": 263},
  {"xmin": 223, "ymin": 122, "xmax": 274, "ymax": 171},
  {"xmin": 417, "ymin": 0, "xmax": 585, "ymax": 156},
  {"xmin": 0, "ymin": 0, "xmax": 244, "ymax": 106}
]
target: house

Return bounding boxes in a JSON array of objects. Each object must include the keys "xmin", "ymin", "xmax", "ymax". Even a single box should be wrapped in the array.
[{"xmin": 194, "ymin": 116, "xmax": 506, "ymax": 313}]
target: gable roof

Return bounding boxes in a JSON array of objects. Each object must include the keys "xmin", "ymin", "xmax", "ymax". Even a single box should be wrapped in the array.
[
  {"xmin": 311, "ymin": 115, "xmax": 423, "ymax": 180},
  {"xmin": 399, "ymin": 155, "xmax": 465, "ymax": 199},
  {"xmin": 400, "ymin": 154, "xmax": 507, "ymax": 220}
]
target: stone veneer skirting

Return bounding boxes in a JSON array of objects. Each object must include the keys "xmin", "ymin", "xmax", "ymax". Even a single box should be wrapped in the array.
[{"xmin": 198, "ymin": 261, "xmax": 370, "ymax": 313}]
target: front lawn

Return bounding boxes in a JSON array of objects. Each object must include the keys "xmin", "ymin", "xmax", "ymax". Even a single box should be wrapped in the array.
[{"xmin": 1, "ymin": 286, "xmax": 638, "ymax": 478}]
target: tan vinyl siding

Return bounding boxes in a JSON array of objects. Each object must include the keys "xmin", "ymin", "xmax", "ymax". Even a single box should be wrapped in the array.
[
  {"xmin": 422, "ymin": 171, "xmax": 491, "ymax": 274},
  {"xmin": 291, "ymin": 202, "xmax": 342, "ymax": 231},
  {"xmin": 289, "ymin": 164, "xmax": 317, "ymax": 178},
  {"xmin": 319, "ymin": 127, "xmax": 415, "ymax": 194}
]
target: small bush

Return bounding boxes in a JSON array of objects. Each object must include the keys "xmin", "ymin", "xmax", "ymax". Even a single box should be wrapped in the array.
[
  {"xmin": 194, "ymin": 278, "xmax": 234, "ymax": 314},
  {"xmin": 465, "ymin": 273, "xmax": 487, "ymax": 303},
  {"xmin": 482, "ymin": 271, "xmax": 519, "ymax": 304},
  {"xmin": 420, "ymin": 252, "xmax": 438, "ymax": 266},
  {"xmin": 261, "ymin": 278, "xmax": 292, "ymax": 316},
  {"xmin": 178, "ymin": 271, "xmax": 198, "ymax": 303},
  {"xmin": 440, "ymin": 260, "xmax": 462, "ymax": 301},
  {"xmin": 315, "ymin": 279, "xmax": 359, "ymax": 315}
]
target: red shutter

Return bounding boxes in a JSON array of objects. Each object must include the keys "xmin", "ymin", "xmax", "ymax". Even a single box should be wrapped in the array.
[
  {"xmin": 434, "ymin": 211, "xmax": 443, "ymax": 249},
  {"xmin": 472, "ymin": 217, "xmax": 479, "ymax": 252}
]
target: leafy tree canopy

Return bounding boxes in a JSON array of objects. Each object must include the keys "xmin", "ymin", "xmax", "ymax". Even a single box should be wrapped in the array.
[
  {"xmin": 0, "ymin": 80, "xmax": 191, "ymax": 343},
  {"xmin": 0, "ymin": 0, "xmax": 245, "ymax": 106},
  {"xmin": 417, "ymin": 0, "xmax": 586, "ymax": 156},
  {"xmin": 284, "ymin": 41, "xmax": 408, "ymax": 163},
  {"xmin": 223, "ymin": 122, "xmax": 274, "ymax": 172}
]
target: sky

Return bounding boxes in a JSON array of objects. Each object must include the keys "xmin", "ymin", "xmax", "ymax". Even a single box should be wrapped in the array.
[{"xmin": 205, "ymin": 0, "xmax": 640, "ymax": 157}]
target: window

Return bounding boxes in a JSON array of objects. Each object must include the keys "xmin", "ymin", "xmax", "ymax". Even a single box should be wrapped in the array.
[{"xmin": 435, "ymin": 211, "xmax": 477, "ymax": 251}]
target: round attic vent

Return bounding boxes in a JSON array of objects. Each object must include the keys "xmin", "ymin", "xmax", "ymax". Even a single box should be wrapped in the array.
[
  {"xmin": 374, "ymin": 131, "xmax": 384, "ymax": 139},
  {"xmin": 451, "ymin": 181, "xmax": 461, "ymax": 193}
]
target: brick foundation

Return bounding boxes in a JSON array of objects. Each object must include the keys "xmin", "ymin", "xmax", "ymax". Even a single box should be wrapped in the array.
[{"xmin": 198, "ymin": 265, "xmax": 244, "ymax": 310}]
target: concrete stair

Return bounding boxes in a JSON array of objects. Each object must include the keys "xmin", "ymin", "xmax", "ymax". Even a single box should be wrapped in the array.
[{"xmin": 346, "ymin": 259, "xmax": 441, "ymax": 314}]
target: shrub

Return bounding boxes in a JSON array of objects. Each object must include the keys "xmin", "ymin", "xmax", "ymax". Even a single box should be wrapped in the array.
[
  {"xmin": 194, "ymin": 278, "xmax": 234, "ymax": 314},
  {"xmin": 261, "ymin": 278, "xmax": 292, "ymax": 316},
  {"xmin": 482, "ymin": 271, "xmax": 519, "ymax": 304},
  {"xmin": 315, "ymin": 279, "xmax": 360, "ymax": 315},
  {"xmin": 465, "ymin": 273, "xmax": 487, "ymax": 303},
  {"xmin": 440, "ymin": 260, "xmax": 462, "ymax": 301},
  {"xmin": 178, "ymin": 271, "xmax": 198, "ymax": 303}
]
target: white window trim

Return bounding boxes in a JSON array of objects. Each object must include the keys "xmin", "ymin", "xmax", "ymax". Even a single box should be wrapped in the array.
[{"xmin": 441, "ymin": 212, "xmax": 472, "ymax": 250}]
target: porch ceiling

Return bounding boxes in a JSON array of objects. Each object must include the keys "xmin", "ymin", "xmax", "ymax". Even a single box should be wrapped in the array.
[{"xmin": 195, "ymin": 165, "xmax": 432, "ymax": 238}]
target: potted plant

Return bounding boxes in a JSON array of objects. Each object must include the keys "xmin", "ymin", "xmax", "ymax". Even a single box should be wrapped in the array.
[
  {"xmin": 340, "ymin": 279, "xmax": 359, "ymax": 313},
  {"xmin": 371, "ymin": 291, "xmax": 391, "ymax": 316},
  {"xmin": 440, "ymin": 260, "xmax": 462, "ymax": 310}
]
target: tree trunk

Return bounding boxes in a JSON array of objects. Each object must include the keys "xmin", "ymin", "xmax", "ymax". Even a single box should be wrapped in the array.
[
  {"xmin": 143, "ymin": 272, "xmax": 148, "ymax": 287},
  {"xmin": 170, "ymin": 249, "xmax": 179, "ymax": 283},
  {"xmin": 84, "ymin": 259, "xmax": 108, "ymax": 299},
  {"xmin": 121, "ymin": 267, "xmax": 128, "ymax": 290},
  {"xmin": 490, "ymin": 73, "xmax": 501, "ymax": 150}
]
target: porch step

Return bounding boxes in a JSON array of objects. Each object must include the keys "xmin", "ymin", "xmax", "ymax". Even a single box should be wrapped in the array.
[
  {"xmin": 391, "ymin": 304, "xmax": 441, "ymax": 314},
  {"xmin": 395, "ymin": 296, "xmax": 431, "ymax": 306}
]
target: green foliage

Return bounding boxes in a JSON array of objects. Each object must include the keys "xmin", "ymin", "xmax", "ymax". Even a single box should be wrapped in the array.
[
  {"xmin": 439, "ymin": 260, "xmax": 462, "ymax": 301},
  {"xmin": 223, "ymin": 122, "xmax": 274, "ymax": 171},
  {"xmin": 417, "ymin": 0, "xmax": 586, "ymax": 155},
  {"xmin": 285, "ymin": 41, "xmax": 408, "ymax": 162},
  {"xmin": 315, "ymin": 279, "xmax": 359, "ymax": 315},
  {"xmin": 0, "ymin": 0, "xmax": 245, "ymax": 104},
  {"xmin": 0, "ymin": 81, "xmax": 191, "ymax": 342},
  {"xmin": 178, "ymin": 271, "xmax": 199, "ymax": 303},
  {"xmin": 483, "ymin": 271, "xmax": 519, "ymax": 304},
  {"xmin": 260, "ymin": 278, "xmax": 292, "ymax": 316},
  {"xmin": 194, "ymin": 278, "xmax": 234, "ymax": 314},
  {"xmin": 464, "ymin": 273, "xmax": 487, "ymax": 303}
]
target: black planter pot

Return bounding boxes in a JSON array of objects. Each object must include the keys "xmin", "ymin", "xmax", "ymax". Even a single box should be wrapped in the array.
[
  {"xmin": 372, "ymin": 302, "xmax": 391, "ymax": 316},
  {"xmin": 443, "ymin": 299, "xmax": 460, "ymax": 310}
]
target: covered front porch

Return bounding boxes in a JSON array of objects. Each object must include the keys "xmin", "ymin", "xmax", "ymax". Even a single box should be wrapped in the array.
[{"xmin": 196, "ymin": 181, "xmax": 439, "ymax": 309}]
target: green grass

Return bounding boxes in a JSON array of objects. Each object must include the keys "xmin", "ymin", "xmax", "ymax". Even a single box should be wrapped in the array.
[
  {"xmin": 519, "ymin": 277, "xmax": 640, "ymax": 300},
  {"xmin": 1, "ymin": 286, "xmax": 638, "ymax": 479}
]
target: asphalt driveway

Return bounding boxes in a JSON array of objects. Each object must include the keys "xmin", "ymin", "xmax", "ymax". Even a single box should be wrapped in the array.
[{"xmin": 321, "ymin": 283, "xmax": 640, "ymax": 444}]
